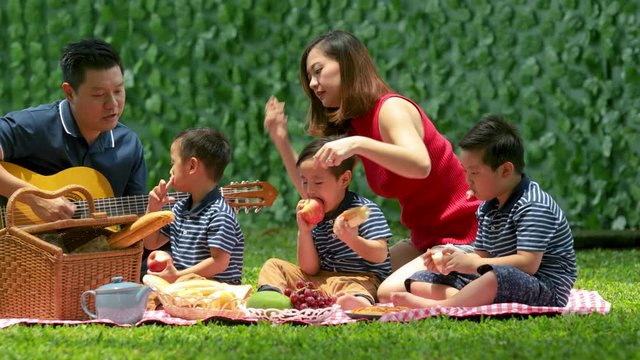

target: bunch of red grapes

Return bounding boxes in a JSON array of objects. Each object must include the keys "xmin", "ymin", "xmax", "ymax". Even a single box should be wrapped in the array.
[{"xmin": 284, "ymin": 280, "xmax": 337, "ymax": 310}]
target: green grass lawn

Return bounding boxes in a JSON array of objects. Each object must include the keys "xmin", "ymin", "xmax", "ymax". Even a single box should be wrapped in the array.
[{"xmin": 2, "ymin": 225, "xmax": 639, "ymax": 360}]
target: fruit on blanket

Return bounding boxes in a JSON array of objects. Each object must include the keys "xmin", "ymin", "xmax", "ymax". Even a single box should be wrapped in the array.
[
  {"xmin": 284, "ymin": 281, "xmax": 336, "ymax": 310},
  {"xmin": 246, "ymin": 291, "xmax": 293, "ymax": 309},
  {"xmin": 339, "ymin": 206, "xmax": 371, "ymax": 228},
  {"xmin": 147, "ymin": 250, "xmax": 173, "ymax": 272}
]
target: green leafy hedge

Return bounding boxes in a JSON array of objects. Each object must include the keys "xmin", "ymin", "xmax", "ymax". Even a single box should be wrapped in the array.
[{"xmin": 1, "ymin": 0, "xmax": 638, "ymax": 230}]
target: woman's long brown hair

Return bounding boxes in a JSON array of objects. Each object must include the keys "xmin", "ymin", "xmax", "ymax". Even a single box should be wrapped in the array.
[{"xmin": 300, "ymin": 31, "xmax": 393, "ymax": 136}]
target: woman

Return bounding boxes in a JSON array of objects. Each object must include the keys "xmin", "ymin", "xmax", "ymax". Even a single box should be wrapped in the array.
[{"xmin": 264, "ymin": 30, "xmax": 479, "ymax": 303}]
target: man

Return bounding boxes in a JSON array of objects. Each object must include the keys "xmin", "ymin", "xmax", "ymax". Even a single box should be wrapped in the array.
[{"xmin": 0, "ymin": 38, "xmax": 147, "ymax": 222}]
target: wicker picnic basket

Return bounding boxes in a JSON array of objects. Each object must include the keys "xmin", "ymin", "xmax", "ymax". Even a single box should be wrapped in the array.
[{"xmin": 0, "ymin": 185, "xmax": 143, "ymax": 320}]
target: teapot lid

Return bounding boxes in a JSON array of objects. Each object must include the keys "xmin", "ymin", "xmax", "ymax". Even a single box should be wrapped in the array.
[{"xmin": 96, "ymin": 276, "xmax": 144, "ymax": 293}]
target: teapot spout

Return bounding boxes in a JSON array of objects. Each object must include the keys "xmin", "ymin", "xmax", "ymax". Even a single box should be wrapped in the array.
[{"xmin": 137, "ymin": 285, "xmax": 154, "ymax": 303}]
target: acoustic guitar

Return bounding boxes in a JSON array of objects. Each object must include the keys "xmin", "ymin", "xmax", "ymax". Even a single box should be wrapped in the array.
[{"xmin": 0, "ymin": 162, "xmax": 278, "ymax": 228}]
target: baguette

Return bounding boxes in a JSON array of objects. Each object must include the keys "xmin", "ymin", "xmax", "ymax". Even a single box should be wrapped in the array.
[
  {"xmin": 339, "ymin": 206, "xmax": 371, "ymax": 228},
  {"xmin": 108, "ymin": 210, "xmax": 175, "ymax": 249},
  {"xmin": 142, "ymin": 274, "xmax": 171, "ymax": 291}
]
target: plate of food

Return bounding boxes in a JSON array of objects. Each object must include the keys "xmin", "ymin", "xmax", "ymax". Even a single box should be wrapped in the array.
[
  {"xmin": 344, "ymin": 305, "xmax": 411, "ymax": 320},
  {"xmin": 246, "ymin": 305, "xmax": 340, "ymax": 324}
]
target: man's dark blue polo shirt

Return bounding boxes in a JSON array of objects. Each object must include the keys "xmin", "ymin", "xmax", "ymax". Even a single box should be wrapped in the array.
[{"xmin": 0, "ymin": 99, "xmax": 147, "ymax": 197}]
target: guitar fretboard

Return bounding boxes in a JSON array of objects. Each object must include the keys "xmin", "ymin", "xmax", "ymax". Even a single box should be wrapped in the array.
[{"xmin": 72, "ymin": 192, "xmax": 190, "ymax": 218}]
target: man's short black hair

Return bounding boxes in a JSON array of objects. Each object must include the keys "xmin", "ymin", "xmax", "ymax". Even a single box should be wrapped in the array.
[{"xmin": 60, "ymin": 38, "xmax": 123, "ymax": 89}]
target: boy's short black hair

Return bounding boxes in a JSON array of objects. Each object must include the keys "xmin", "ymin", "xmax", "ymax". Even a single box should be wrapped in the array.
[
  {"xmin": 174, "ymin": 128, "xmax": 231, "ymax": 182},
  {"xmin": 60, "ymin": 38, "xmax": 123, "ymax": 90},
  {"xmin": 296, "ymin": 135, "xmax": 356, "ymax": 179},
  {"xmin": 458, "ymin": 114, "xmax": 525, "ymax": 173}
]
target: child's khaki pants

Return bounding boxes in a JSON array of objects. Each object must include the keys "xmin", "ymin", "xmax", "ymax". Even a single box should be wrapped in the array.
[{"xmin": 258, "ymin": 258, "xmax": 381, "ymax": 303}]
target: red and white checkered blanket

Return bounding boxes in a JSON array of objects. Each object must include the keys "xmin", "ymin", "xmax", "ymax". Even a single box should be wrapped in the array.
[{"xmin": 0, "ymin": 289, "xmax": 610, "ymax": 328}]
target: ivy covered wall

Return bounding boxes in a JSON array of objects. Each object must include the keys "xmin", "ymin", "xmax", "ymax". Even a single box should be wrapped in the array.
[{"xmin": 1, "ymin": 0, "xmax": 638, "ymax": 230}]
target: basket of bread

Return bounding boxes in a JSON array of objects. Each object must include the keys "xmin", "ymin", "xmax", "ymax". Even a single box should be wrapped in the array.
[{"xmin": 143, "ymin": 273, "xmax": 253, "ymax": 320}]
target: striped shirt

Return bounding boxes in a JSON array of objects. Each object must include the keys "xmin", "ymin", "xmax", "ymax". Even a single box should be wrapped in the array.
[
  {"xmin": 474, "ymin": 175, "xmax": 577, "ymax": 305},
  {"xmin": 160, "ymin": 187, "xmax": 244, "ymax": 284},
  {"xmin": 311, "ymin": 191, "xmax": 393, "ymax": 281}
]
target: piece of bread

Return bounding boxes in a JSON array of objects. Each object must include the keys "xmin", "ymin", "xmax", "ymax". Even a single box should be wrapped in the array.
[
  {"xmin": 466, "ymin": 190, "xmax": 475, "ymax": 199},
  {"xmin": 431, "ymin": 251, "xmax": 444, "ymax": 262},
  {"xmin": 339, "ymin": 206, "xmax": 371, "ymax": 228},
  {"xmin": 431, "ymin": 251, "xmax": 445, "ymax": 272},
  {"xmin": 142, "ymin": 274, "xmax": 171, "ymax": 291},
  {"xmin": 108, "ymin": 210, "xmax": 175, "ymax": 249}
]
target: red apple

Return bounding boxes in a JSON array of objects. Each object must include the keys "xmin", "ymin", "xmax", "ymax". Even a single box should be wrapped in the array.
[
  {"xmin": 147, "ymin": 250, "xmax": 173, "ymax": 273},
  {"xmin": 300, "ymin": 198, "xmax": 325, "ymax": 225}
]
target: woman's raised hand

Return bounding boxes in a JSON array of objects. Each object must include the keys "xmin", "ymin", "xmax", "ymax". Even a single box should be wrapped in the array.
[{"xmin": 264, "ymin": 96, "xmax": 289, "ymax": 142}]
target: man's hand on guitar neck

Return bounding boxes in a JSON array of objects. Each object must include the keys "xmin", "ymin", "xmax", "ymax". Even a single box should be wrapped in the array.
[
  {"xmin": 25, "ymin": 193, "xmax": 76, "ymax": 222},
  {"xmin": 147, "ymin": 177, "xmax": 176, "ymax": 213}
]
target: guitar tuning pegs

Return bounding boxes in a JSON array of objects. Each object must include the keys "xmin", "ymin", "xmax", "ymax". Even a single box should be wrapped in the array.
[
  {"xmin": 254, "ymin": 207, "xmax": 261, "ymax": 214},
  {"xmin": 233, "ymin": 208, "xmax": 240, "ymax": 214},
  {"xmin": 244, "ymin": 207, "xmax": 249, "ymax": 214}
]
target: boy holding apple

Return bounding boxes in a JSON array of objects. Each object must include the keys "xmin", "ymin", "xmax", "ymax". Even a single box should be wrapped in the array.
[
  {"xmin": 257, "ymin": 136, "xmax": 393, "ymax": 310},
  {"xmin": 391, "ymin": 115, "xmax": 577, "ymax": 308},
  {"xmin": 143, "ymin": 128, "xmax": 245, "ymax": 285}
]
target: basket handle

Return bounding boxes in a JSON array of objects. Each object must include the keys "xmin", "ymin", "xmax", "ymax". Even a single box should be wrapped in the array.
[{"xmin": 5, "ymin": 185, "xmax": 96, "ymax": 228}]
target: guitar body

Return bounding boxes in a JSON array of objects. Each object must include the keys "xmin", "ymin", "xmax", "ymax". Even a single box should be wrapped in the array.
[
  {"xmin": 1, "ymin": 162, "xmax": 114, "ymax": 226},
  {"xmin": 1, "ymin": 162, "xmax": 277, "ymax": 228},
  {"xmin": 1, "ymin": 162, "xmax": 114, "ymax": 198}
]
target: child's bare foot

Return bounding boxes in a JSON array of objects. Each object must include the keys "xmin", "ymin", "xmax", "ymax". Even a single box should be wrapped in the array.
[
  {"xmin": 337, "ymin": 294, "xmax": 372, "ymax": 311},
  {"xmin": 390, "ymin": 292, "xmax": 439, "ymax": 309}
]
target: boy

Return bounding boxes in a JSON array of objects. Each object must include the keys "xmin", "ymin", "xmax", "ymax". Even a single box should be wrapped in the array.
[
  {"xmin": 258, "ymin": 136, "xmax": 393, "ymax": 310},
  {"xmin": 392, "ymin": 115, "xmax": 577, "ymax": 308},
  {"xmin": 143, "ymin": 128, "xmax": 244, "ymax": 285}
]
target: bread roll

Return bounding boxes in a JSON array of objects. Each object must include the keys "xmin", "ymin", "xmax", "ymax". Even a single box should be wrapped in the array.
[{"xmin": 340, "ymin": 206, "xmax": 370, "ymax": 228}]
